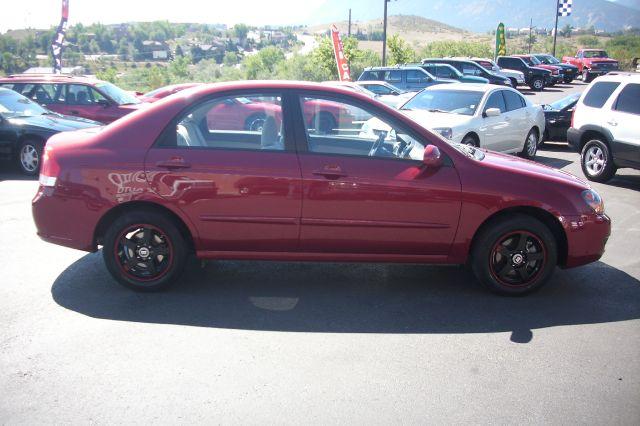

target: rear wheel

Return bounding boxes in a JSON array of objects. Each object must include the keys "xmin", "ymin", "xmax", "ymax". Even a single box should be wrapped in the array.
[
  {"xmin": 582, "ymin": 69, "xmax": 593, "ymax": 83},
  {"xmin": 471, "ymin": 215, "xmax": 557, "ymax": 295},
  {"xmin": 102, "ymin": 210, "xmax": 188, "ymax": 291},
  {"xmin": 509, "ymin": 78, "xmax": 518, "ymax": 88},
  {"xmin": 17, "ymin": 139, "xmax": 44, "ymax": 176},
  {"xmin": 530, "ymin": 77, "xmax": 544, "ymax": 91},
  {"xmin": 581, "ymin": 139, "xmax": 616, "ymax": 182},
  {"xmin": 244, "ymin": 113, "xmax": 266, "ymax": 132},
  {"xmin": 563, "ymin": 76, "xmax": 574, "ymax": 84},
  {"xmin": 519, "ymin": 129, "xmax": 538, "ymax": 160}
]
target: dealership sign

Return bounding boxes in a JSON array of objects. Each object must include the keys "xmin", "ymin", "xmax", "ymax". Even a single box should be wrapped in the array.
[{"xmin": 330, "ymin": 25, "xmax": 351, "ymax": 82}]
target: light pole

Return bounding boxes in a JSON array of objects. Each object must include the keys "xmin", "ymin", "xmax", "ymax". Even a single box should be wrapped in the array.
[{"xmin": 382, "ymin": 0, "xmax": 390, "ymax": 66}]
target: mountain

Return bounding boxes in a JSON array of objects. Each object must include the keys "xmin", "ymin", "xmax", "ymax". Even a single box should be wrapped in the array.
[
  {"xmin": 307, "ymin": 0, "xmax": 640, "ymax": 32},
  {"xmin": 606, "ymin": 0, "xmax": 640, "ymax": 11}
]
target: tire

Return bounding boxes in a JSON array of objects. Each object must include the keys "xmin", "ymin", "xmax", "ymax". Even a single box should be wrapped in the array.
[
  {"xmin": 519, "ymin": 129, "xmax": 538, "ymax": 160},
  {"xmin": 17, "ymin": 139, "xmax": 44, "ymax": 176},
  {"xmin": 102, "ymin": 210, "xmax": 188, "ymax": 291},
  {"xmin": 529, "ymin": 77, "xmax": 544, "ymax": 91},
  {"xmin": 563, "ymin": 76, "xmax": 574, "ymax": 84},
  {"xmin": 471, "ymin": 214, "xmax": 557, "ymax": 296},
  {"xmin": 509, "ymin": 78, "xmax": 518, "ymax": 88},
  {"xmin": 580, "ymin": 139, "xmax": 616, "ymax": 182},
  {"xmin": 311, "ymin": 112, "xmax": 336, "ymax": 134},
  {"xmin": 462, "ymin": 134, "xmax": 479, "ymax": 147},
  {"xmin": 244, "ymin": 113, "xmax": 266, "ymax": 132},
  {"xmin": 582, "ymin": 69, "xmax": 592, "ymax": 83}
]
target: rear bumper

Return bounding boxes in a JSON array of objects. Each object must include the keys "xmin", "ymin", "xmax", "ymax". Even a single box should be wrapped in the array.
[
  {"xmin": 562, "ymin": 213, "xmax": 611, "ymax": 268},
  {"xmin": 32, "ymin": 185, "xmax": 104, "ymax": 252}
]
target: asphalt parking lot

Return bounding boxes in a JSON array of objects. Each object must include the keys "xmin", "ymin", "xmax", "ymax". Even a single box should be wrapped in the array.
[{"xmin": 1, "ymin": 81, "xmax": 639, "ymax": 424}]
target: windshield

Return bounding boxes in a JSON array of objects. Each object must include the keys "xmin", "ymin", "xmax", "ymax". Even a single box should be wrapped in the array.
[
  {"xmin": 401, "ymin": 90, "xmax": 483, "ymax": 116},
  {"xmin": 549, "ymin": 93, "xmax": 580, "ymax": 110},
  {"xmin": 95, "ymin": 82, "xmax": 140, "ymax": 105},
  {"xmin": 0, "ymin": 89, "xmax": 48, "ymax": 117},
  {"xmin": 539, "ymin": 55, "xmax": 560, "ymax": 64},
  {"xmin": 583, "ymin": 50, "xmax": 608, "ymax": 58},
  {"xmin": 143, "ymin": 87, "xmax": 167, "ymax": 98}
]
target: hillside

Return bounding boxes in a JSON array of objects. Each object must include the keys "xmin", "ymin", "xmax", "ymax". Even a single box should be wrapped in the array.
[
  {"xmin": 305, "ymin": 15, "xmax": 489, "ymax": 53},
  {"xmin": 307, "ymin": 0, "xmax": 640, "ymax": 32}
]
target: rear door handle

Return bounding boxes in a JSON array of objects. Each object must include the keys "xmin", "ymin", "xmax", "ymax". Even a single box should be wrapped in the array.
[
  {"xmin": 156, "ymin": 160, "xmax": 191, "ymax": 169},
  {"xmin": 607, "ymin": 120, "xmax": 618, "ymax": 126},
  {"xmin": 70, "ymin": 110, "xmax": 80, "ymax": 115}
]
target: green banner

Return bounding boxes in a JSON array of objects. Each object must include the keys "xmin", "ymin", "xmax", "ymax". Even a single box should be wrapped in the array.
[{"xmin": 495, "ymin": 22, "xmax": 506, "ymax": 59}]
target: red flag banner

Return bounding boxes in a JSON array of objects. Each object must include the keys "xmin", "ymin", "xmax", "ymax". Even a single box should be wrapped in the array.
[{"xmin": 330, "ymin": 25, "xmax": 351, "ymax": 81}]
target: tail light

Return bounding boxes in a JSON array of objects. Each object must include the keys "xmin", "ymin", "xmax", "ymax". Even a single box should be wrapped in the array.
[
  {"xmin": 39, "ymin": 144, "xmax": 60, "ymax": 187},
  {"xmin": 570, "ymin": 108, "xmax": 575, "ymax": 128}
]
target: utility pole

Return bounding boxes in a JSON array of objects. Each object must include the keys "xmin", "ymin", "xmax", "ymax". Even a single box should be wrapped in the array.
[
  {"xmin": 552, "ymin": 0, "xmax": 560, "ymax": 57},
  {"xmin": 382, "ymin": 0, "xmax": 389, "ymax": 66},
  {"xmin": 348, "ymin": 9, "xmax": 352, "ymax": 38},
  {"xmin": 528, "ymin": 18, "xmax": 533, "ymax": 53}
]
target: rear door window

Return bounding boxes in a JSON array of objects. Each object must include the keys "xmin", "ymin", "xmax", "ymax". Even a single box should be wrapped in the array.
[
  {"xmin": 405, "ymin": 70, "xmax": 429, "ymax": 83},
  {"xmin": 383, "ymin": 70, "xmax": 402, "ymax": 83},
  {"xmin": 582, "ymin": 82, "xmax": 621, "ymax": 108},
  {"xmin": 614, "ymin": 83, "xmax": 640, "ymax": 115}
]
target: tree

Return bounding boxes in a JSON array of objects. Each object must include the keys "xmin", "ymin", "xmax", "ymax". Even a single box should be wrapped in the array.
[
  {"xmin": 562, "ymin": 24, "xmax": 574, "ymax": 38},
  {"xmin": 243, "ymin": 46, "xmax": 285, "ymax": 79},
  {"xmin": 387, "ymin": 34, "xmax": 415, "ymax": 65},
  {"xmin": 223, "ymin": 51, "xmax": 239, "ymax": 66}
]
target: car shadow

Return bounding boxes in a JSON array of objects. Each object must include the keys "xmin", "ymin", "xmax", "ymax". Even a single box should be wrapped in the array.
[
  {"xmin": 535, "ymin": 152, "xmax": 573, "ymax": 169},
  {"xmin": 52, "ymin": 253, "xmax": 640, "ymax": 343},
  {"xmin": 0, "ymin": 161, "xmax": 36, "ymax": 182},
  {"xmin": 607, "ymin": 174, "xmax": 640, "ymax": 191}
]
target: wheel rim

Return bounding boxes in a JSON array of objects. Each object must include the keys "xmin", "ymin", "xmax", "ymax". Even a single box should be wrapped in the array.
[
  {"xmin": 20, "ymin": 144, "xmax": 39, "ymax": 172},
  {"xmin": 463, "ymin": 137, "xmax": 476, "ymax": 147},
  {"xmin": 533, "ymin": 79, "xmax": 543, "ymax": 89},
  {"xmin": 526, "ymin": 132, "xmax": 537, "ymax": 157},
  {"xmin": 114, "ymin": 224, "xmax": 173, "ymax": 282},
  {"xmin": 248, "ymin": 117, "xmax": 265, "ymax": 132},
  {"xmin": 489, "ymin": 231, "xmax": 547, "ymax": 288},
  {"xmin": 584, "ymin": 145, "xmax": 605, "ymax": 175}
]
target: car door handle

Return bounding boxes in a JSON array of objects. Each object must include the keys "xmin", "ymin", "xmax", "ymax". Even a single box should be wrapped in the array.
[
  {"xmin": 70, "ymin": 110, "xmax": 80, "ymax": 115},
  {"xmin": 312, "ymin": 168, "xmax": 347, "ymax": 179},
  {"xmin": 504, "ymin": 116, "xmax": 511, "ymax": 121},
  {"xmin": 156, "ymin": 160, "xmax": 191, "ymax": 169},
  {"xmin": 607, "ymin": 120, "xmax": 618, "ymax": 126}
]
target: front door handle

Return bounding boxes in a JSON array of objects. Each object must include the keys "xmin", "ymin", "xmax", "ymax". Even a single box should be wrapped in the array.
[
  {"xmin": 312, "ymin": 167, "xmax": 347, "ymax": 179},
  {"xmin": 156, "ymin": 160, "xmax": 191, "ymax": 169},
  {"xmin": 607, "ymin": 120, "xmax": 618, "ymax": 126},
  {"xmin": 70, "ymin": 110, "xmax": 80, "ymax": 115}
]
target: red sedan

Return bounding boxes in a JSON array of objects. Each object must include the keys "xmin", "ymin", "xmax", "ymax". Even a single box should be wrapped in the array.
[{"xmin": 32, "ymin": 81, "xmax": 610, "ymax": 295}]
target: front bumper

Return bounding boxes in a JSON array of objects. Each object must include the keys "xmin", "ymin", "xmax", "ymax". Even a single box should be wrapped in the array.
[
  {"xmin": 551, "ymin": 74, "xmax": 564, "ymax": 83},
  {"xmin": 567, "ymin": 127, "xmax": 583, "ymax": 151},
  {"xmin": 561, "ymin": 213, "xmax": 611, "ymax": 268}
]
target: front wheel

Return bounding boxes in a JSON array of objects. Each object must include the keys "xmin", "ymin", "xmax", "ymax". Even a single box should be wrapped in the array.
[
  {"xmin": 17, "ymin": 139, "xmax": 44, "ymax": 176},
  {"xmin": 471, "ymin": 215, "xmax": 557, "ymax": 295},
  {"xmin": 563, "ymin": 76, "xmax": 574, "ymax": 84},
  {"xmin": 582, "ymin": 69, "xmax": 593, "ymax": 83},
  {"xmin": 509, "ymin": 78, "xmax": 518, "ymax": 88},
  {"xmin": 581, "ymin": 139, "xmax": 616, "ymax": 182},
  {"xmin": 529, "ymin": 77, "xmax": 544, "ymax": 91},
  {"xmin": 462, "ymin": 134, "xmax": 479, "ymax": 147},
  {"xmin": 519, "ymin": 129, "xmax": 538, "ymax": 160},
  {"xmin": 102, "ymin": 210, "xmax": 188, "ymax": 291}
]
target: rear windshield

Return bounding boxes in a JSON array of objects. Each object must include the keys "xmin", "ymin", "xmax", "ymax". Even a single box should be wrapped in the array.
[
  {"xmin": 583, "ymin": 51, "xmax": 608, "ymax": 58},
  {"xmin": 583, "ymin": 82, "xmax": 620, "ymax": 108}
]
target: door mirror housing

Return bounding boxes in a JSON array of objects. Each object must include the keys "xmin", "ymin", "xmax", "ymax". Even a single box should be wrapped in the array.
[
  {"xmin": 484, "ymin": 108, "xmax": 501, "ymax": 117},
  {"xmin": 422, "ymin": 145, "xmax": 443, "ymax": 169},
  {"xmin": 97, "ymin": 99, "xmax": 110, "ymax": 108}
]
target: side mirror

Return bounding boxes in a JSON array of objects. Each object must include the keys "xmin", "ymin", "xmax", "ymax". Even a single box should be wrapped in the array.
[
  {"xmin": 423, "ymin": 145, "xmax": 443, "ymax": 168},
  {"xmin": 484, "ymin": 108, "xmax": 501, "ymax": 117},
  {"xmin": 97, "ymin": 99, "xmax": 110, "ymax": 108}
]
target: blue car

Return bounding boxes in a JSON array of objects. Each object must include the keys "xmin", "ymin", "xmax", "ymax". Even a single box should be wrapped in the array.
[{"xmin": 358, "ymin": 66, "xmax": 454, "ymax": 91}]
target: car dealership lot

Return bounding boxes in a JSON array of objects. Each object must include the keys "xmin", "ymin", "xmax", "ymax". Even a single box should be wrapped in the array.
[{"xmin": 1, "ymin": 82, "xmax": 639, "ymax": 423}]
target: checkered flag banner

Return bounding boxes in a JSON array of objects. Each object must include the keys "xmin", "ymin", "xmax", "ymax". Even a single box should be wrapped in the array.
[
  {"xmin": 51, "ymin": 0, "xmax": 69, "ymax": 73},
  {"xmin": 558, "ymin": 0, "xmax": 573, "ymax": 17}
]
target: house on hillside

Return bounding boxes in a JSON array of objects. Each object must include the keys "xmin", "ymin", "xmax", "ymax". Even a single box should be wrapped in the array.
[{"xmin": 139, "ymin": 40, "xmax": 171, "ymax": 61}]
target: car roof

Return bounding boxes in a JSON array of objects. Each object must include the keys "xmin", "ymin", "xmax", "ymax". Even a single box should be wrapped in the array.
[
  {"xmin": 592, "ymin": 72, "xmax": 640, "ymax": 83},
  {"xmin": 422, "ymin": 58, "xmax": 474, "ymax": 64},
  {"xmin": 423, "ymin": 82, "xmax": 508, "ymax": 92},
  {"xmin": 364, "ymin": 66, "xmax": 426, "ymax": 71},
  {"xmin": 0, "ymin": 74, "xmax": 104, "ymax": 85}
]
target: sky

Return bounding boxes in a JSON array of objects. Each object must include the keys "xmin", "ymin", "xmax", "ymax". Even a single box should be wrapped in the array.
[{"xmin": 0, "ymin": 0, "xmax": 328, "ymax": 33}]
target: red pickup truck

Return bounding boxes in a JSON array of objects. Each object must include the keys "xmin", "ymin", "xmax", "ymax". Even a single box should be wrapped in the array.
[{"xmin": 562, "ymin": 49, "xmax": 619, "ymax": 82}]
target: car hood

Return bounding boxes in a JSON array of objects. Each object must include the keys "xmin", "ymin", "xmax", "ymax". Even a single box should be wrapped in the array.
[
  {"xmin": 6, "ymin": 114, "xmax": 101, "ymax": 132},
  {"xmin": 402, "ymin": 109, "xmax": 472, "ymax": 129},
  {"xmin": 479, "ymin": 149, "xmax": 588, "ymax": 189},
  {"xmin": 585, "ymin": 58, "xmax": 618, "ymax": 64},
  {"xmin": 499, "ymin": 68, "xmax": 525, "ymax": 78}
]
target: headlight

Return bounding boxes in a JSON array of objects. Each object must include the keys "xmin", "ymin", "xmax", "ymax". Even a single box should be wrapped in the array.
[
  {"xmin": 433, "ymin": 127, "xmax": 453, "ymax": 139},
  {"xmin": 582, "ymin": 189, "xmax": 605, "ymax": 214}
]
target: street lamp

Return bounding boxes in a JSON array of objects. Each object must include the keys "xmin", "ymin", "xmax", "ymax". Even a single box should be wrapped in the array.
[{"xmin": 382, "ymin": 0, "xmax": 390, "ymax": 66}]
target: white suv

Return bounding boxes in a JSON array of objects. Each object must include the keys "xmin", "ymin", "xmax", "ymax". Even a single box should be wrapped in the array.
[{"xmin": 568, "ymin": 73, "xmax": 640, "ymax": 182}]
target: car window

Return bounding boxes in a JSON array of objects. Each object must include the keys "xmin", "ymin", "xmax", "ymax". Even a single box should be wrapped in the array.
[
  {"xmin": 406, "ymin": 70, "xmax": 430, "ymax": 83},
  {"xmin": 401, "ymin": 90, "xmax": 482, "ymax": 116},
  {"xmin": 484, "ymin": 91, "xmax": 506, "ymax": 113},
  {"xmin": 583, "ymin": 82, "xmax": 621, "ymax": 108},
  {"xmin": 384, "ymin": 70, "xmax": 402, "ymax": 83},
  {"xmin": 64, "ymin": 84, "xmax": 107, "ymax": 105},
  {"xmin": 503, "ymin": 90, "xmax": 526, "ymax": 111},
  {"xmin": 299, "ymin": 95, "xmax": 426, "ymax": 161},
  {"xmin": 364, "ymin": 84, "xmax": 392, "ymax": 95},
  {"xmin": 25, "ymin": 83, "xmax": 63, "ymax": 104},
  {"xmin": 169, "ymin": 94, "xmax": 285, "ymax": 151},
  {"xmin": 0, "ymin": 83, "xmax": 16, "ymax": 90},
  {"xmin": 436, "ymin": 66, "xmax": 456, "ymax": 79},
  {"xmin": 461, "ymin": 64, "xmax": 481, "ymax": 76},
  {"xmin": 614, "ymin": 83, "xmax": 640, "ymax": 115}
]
